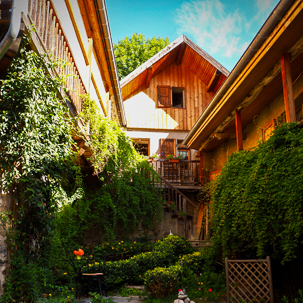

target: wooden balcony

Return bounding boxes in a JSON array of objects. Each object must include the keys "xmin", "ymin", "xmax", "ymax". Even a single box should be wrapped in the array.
[
  {"xmin": 26, "ymin": 0, "xmax": 87, "ymax": 114},
  {"xmin": 151, "ymin": 159, "xmax": 206, "ymax": 189}
]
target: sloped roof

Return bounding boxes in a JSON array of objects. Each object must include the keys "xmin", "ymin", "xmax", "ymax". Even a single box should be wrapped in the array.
[
  {"xmin": 183, "ymin": 0, "xmax": 303, "ymax": 150},
  {"xmin": 120, "ymin": 35, "xmax": 229, "ymax": 100}
]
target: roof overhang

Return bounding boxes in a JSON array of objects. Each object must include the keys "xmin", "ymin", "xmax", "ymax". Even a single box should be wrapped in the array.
[
  {"xmin": 120, "ymin": 35, "xmax": 230, "ymax": 101},
  {"xmin": 183, "ymin": 0, "xmax": 303, "ymax": 150},
  {"xmin": 80, "ymin": 0, "xmax": 126, "ymax": 126}
]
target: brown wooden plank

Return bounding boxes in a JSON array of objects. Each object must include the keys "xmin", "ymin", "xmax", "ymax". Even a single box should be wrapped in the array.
[
  {"xmin": 145, "ymin": 66, "xmax": 153, "ymax": 88},
  {"xmin": 281, "ymin": 52, "xmax": 296, "ymax": 122},
  {"xmin": 235, "ymin": 109, "xmax": 243, "ymax": 150},
  {"xmin": 176, "ymin": 42, "xmax": 186, "ymax": 65},
  {"xmin": 207, "ymin": 69, "xmax": 221, "ymax": 92}
]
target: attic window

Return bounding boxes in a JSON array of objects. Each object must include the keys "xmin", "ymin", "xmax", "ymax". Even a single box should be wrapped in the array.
[
  {"xmin": 172, "ymin": 87, "xmax": 184, "ymax": 108},
  {"xmin": 157, "ymin": 85, "xmax": 185, "ymax": 108}
]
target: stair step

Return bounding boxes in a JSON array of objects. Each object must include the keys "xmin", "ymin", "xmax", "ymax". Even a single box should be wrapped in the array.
[{"xmin": 0, "ymin": 1, "xmax": 12, "ymax": 10}]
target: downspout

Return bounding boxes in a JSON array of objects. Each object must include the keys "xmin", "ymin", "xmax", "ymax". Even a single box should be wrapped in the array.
[
  {"xmin": 95, "ymin": 0, "xmax": 127, "ymax": 127},
  {"xmin": 183, "ymin": 0, "xmax": 294, "ymax": 146},
  {"xmin": 0, "ymin": 0, "xmax": 25, "ymax": 60}
]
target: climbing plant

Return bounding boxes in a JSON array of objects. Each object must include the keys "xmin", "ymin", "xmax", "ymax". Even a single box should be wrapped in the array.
[
  {"xmin": 0, "ymin": 36, "xmax": 80, "ymax": 301},
  {"xmin": 53, "ymin": 97, "xmax": 163, "ymax": 248},
  {"xmin": 210, "ymin": 123, "xmax": 303, "ymax": 263},
  {"xmin": 80, "ymin": 95, "xmax": 141, "ymax": 179}
]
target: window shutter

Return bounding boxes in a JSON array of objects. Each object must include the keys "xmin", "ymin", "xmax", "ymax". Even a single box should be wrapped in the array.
[
  {"xmin": 157, "ymin": 85, "xmax": 171, "ymax": 108},
  {"xmin": 159, "ymin": 139, "xmax": 175, "ymax": 159}
]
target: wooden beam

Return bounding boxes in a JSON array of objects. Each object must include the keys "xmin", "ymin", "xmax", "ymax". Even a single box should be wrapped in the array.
[
  {"xmin": 145, "ymin": 66, "xmax": 153, "ymax": 88},
  {"xmin": 199, "ymin": 152, "xmax": 203, "ymax": 185},
  {"xmin": 207, "ymin": 69, "xmax": 221, "ymax": 92},
  {"xmin": 235, "ymin": 109, "xmax": 243, "ymax": 151},
  {"xmin": 281, "ymin": 52, "xmax": 296, "ymax": 122},
  {"xmin": 199, "ymin": 137, "xmax": 212, "ymax": 151},
  {"xmin": 176, "ymin": 42, "xmax": 186, "ymax": 65}
]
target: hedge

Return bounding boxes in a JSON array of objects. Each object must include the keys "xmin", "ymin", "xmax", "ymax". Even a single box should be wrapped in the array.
[{"xmin": 83, "ymin": 235, "xmax": 193, "ymax": 289}]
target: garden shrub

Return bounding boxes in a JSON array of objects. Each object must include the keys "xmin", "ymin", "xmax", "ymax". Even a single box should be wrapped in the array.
[
  {"xmin": 90, "ymin": 239, "xmax": 156, "ymax": 261},
  {"xmin": 143, "ymin": 246, "xmax": 226, "ymax": 300},
  {"xmin": 153, "ymin": 234, "xmax": 194, "ymax": 255},
  {"xmin": 84, "ymin": 236, "xmax": 193, "ymax": 289},
  {"xmin": 144, "ymin": 265, "xmax": 183, "ymax": 298}
]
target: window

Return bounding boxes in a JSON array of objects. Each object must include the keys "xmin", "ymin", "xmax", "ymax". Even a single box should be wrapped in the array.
[
  {"xmin": 132, "ymin": 138, "xmax": 150, "ymax": 156},
  {"xmin": 157, "ymin": 85, "xmax": 185, "ymax": 108},
  {"xmin": 159, "ymin": 138, "xmax": 175, "ymax": 159},
  {"xmin": 262, "ymin": 119, "xmax": 276, "ymax": 141},
  {"xmin": 172, "ymin": 88, "xmax": 184, "ymax": 108}
]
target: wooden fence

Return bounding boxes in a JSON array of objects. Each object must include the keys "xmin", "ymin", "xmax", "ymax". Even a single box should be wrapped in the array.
[{"xmin": 225, "ymin": 257, "xmax": 274, "ymax": 303}]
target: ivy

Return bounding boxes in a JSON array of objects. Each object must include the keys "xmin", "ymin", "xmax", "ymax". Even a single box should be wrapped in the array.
[
  {"xmin": 0, "ymin": 36, "xmax": 80, "ymax": 301},
  {"xmin": 0, "ymin": 34, "xmax": 164, "ymax": 302},
  {"xmin": 80, "ymin": 95, "xmax": 141, "ymax": 179},
  {"xmin": 211, "ymin": 123, "xmax": 303, "ymax": 263}
]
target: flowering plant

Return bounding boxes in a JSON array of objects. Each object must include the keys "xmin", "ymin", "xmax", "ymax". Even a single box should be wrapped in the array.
[
  {"xmin": 165, "ymin": 154, "xmax": 183, "ymax": 160},
  {"xmin": 150, "ymin": 153, "xmax": 160, "ymax": 159},
  {"xmin": 73, "ymin": 248, "xmax": 84, "ymax": 257}
]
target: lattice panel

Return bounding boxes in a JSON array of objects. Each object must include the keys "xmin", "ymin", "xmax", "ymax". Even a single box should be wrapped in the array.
[{"xmin": 225, "ymin": 257, "xmax": 274, "ymax": 303}]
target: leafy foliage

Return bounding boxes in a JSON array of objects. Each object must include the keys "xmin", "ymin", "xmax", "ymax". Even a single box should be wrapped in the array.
[
  {"xmin": 84, "ymin": 236, "xmax": 193, "ymax": 289},
  {"xmin": 114, "ymin": 32, "xmax": 169, "ymax": 79},
  {"xmin": 211, "ymin": 123, "xmax": 303, "ymax": 263},
  {"xmin": 80, "ymin": 95, "xmax": 141, "ymax": 178},
  {"xmin": 0, "ymin": 36, "xmax": 80, "ymax": 302}
]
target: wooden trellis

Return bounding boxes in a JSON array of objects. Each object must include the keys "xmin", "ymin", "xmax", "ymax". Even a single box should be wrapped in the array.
[{"xmin": 225, "ymin": 257, "xmax": 274, "ymax": 303}]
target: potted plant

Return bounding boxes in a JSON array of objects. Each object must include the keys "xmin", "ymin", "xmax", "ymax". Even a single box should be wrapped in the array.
[
  {"xmin": 166, "ymin": 154, "xmax": 183, "ymax": 162},
  {"xmin": 149, "ymin": 153, "xmax": 159, "ymax": 161}
]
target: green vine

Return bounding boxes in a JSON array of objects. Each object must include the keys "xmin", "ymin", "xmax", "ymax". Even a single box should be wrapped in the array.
[
  {"xmin": 0, "ymin": 34, "xmax": 163, "ymax": 302},
  {"xmin": 0, "ymin": 35, "xmax": 80, "ymax": 301},
  {"xmin": 210, "ymin": 123, "xmax": 303, "ymax": 263}
]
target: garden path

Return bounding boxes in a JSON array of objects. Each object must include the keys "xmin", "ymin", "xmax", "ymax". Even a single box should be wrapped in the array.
[{"xmin": 77, "ymin": 295, "xmax": 145, "ymax": 303}]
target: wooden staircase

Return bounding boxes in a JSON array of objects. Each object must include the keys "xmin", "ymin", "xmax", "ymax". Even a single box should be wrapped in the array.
[{"xmin": 151, "ymin": 171, "xmax": 198, "ymax": 238}]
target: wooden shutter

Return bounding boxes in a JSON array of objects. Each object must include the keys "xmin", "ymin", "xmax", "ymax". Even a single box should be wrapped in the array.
[
  {"xmin": 159, "ymin": 139, "xmax": 175, "ymax": 159},
  {"xmin": 158, "ymin": 85, "xmax": 171, "ymax": 108}
]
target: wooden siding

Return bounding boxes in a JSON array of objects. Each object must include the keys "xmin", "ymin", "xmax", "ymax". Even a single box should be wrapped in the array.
[
  {"xmin": 124, "ymin": 62, "xmax": 215, "ymax": 130},
  {"xmin": 121, "ymin": 41, "xmax": 228, "ymax": 101}
]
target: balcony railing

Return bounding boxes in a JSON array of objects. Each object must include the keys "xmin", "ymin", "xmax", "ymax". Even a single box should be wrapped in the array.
[
  {"xmin": 26, "ymin": 0, "xmax": 86, "ymax": 113},
  {"xmin": 150, "ymin": 159, "xmax": 207, "ymax": 186}
]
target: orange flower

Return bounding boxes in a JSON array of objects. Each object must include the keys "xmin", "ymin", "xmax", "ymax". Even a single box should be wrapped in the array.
[{"xmin": 73, "ymin": 249, "xmax": 84, "ymax": 256}]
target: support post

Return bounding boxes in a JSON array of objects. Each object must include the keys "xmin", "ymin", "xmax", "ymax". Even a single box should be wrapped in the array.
[
  {"xmin": 235, "ymin": 109, "xmax": 243, "ymax": 151},
  {"xmin": 199, "ymin": 152, "xmax": 203, "ymax": 185},
  {"xmin": 281, "ymin": 52, "xmax": 296, "ymax": 122}
]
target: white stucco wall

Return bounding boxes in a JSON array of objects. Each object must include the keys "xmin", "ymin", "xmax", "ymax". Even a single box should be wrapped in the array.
[{"xmin": 50, "ymin": 0, "xmax": 106, "ymax": 115}]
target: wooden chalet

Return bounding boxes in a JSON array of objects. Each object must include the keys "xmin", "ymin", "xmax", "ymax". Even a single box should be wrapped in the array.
[
  {"xmin": 122, "ymin": 35, "xmax": 229, "ymax": 188},
  {"xmin": 183, "ymin": 0, "xmax": 303, "ymax": 239}
]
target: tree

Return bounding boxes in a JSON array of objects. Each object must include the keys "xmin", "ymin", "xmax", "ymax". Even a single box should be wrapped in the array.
[{"xmin": 114, "ymin": 32, "xmax": 170, "ymax": 79}]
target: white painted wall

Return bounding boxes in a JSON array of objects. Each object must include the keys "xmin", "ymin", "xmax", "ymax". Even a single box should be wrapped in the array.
[{"xmin": 50, "ymin": 1, "xmax": 106, "ymax": 115}]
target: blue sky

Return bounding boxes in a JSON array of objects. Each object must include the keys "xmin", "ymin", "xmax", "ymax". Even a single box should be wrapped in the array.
[{"xmin": 106, "ymin": 0, "xmax": 280, "ymax": 72}]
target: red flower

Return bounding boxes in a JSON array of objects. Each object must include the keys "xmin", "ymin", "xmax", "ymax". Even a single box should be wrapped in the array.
[
  {"xmin": 170, "ymin": 201, "xmax": 173, "ymax": 204},
  {"xmin": 208, "ymin": 288, "xmax": 212, "ymax": 292},
  {"xmin": 73, "ymin": 249, "xmax": 84, "ymax": 256}
]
